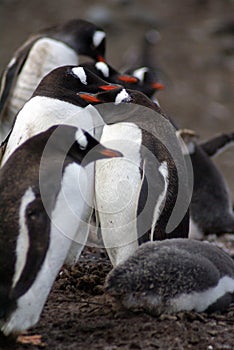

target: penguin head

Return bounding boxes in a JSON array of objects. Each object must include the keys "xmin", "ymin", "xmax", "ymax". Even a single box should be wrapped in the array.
[
  {"xmin": 77, "ymin": 87, "xmax": 162, "ymax": 112},
  {"xmin": 41, "ymin": 124, "xmax": 123, "ymax": 166},
  {"xmin": 33, "ymin": 65, "xmax": 121, "ymax": 104},
  {"xmin": 91, "ymin": 61, "xmax": 139, "ymax": 87},
  {"xmin": 69, "ymin": 126, "xmax": 123, "ymax": 166},
  {"xmin": 124, "ymin": 66, "xmax": 165, "ymax": 98},
  {"xmin": 48, "ymin": 19, "xmax": 106, "ymax": 62}
]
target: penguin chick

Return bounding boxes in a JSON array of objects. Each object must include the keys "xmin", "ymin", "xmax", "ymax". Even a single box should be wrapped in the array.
[
  {"xmin": 0, "ymin": 124, "xmax": 122, "ymax": 336},
  {"xmin": 105, "ymin": 239, "xmax": 234, "ymax": 315}
]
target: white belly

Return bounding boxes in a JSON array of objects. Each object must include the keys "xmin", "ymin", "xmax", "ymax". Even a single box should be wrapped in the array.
[
  {"xmin": 1, "ymin": 97, "xmax": 102, "ymax": 166},
  {"xmin": 8, "ymin": 38, "xmax": 78, "ymax": 124},
  {"xmin": 95, "ymin": 122, "xmax": 142, "ymax": 266},
  {"xmin": 1, "ymin": 164, "xmax": 88, "ymax": 335}
]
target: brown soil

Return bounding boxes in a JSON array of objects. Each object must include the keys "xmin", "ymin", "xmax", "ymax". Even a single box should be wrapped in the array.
[{"xmin": 0, "ymin": 0, "xmax": 234, "ymax": 349}]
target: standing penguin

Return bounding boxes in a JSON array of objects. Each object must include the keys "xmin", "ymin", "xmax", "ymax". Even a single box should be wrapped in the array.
[
  {"xmin": 0, "ymin": 64, "xmax": 121, "ymax": 267},
  {"xmin": 178, "ymin": 129, "xmax": 234, "ymax": 238},
  {"xmin": 105, "ymin": 239, "xmax": 234, "ymax": 315},
  {"xmin": 78, "ymin": 88, "xmax": 192, "ymax": 266},
  {"xmin": 0, "ymin": 124, "xmax": 122, "ymax": 336},
  {"xmin": 0, "ymin": 19, "xmax": 106, "ymax": 141}
]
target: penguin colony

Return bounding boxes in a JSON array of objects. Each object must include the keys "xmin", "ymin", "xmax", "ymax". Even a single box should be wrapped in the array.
[{"xmin": 0, "ymin": 19, "xmax": 233, "ymax": 338}]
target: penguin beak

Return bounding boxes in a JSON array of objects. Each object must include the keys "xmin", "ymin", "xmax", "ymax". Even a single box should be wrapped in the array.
[
  {"xmin": 79, "ymin": 93, "xmax": 102, "ymax": 103},
  {"xmin": 98, "ymin": 55, "xmax": 106, "ymax": 62},
  {"xmin": 99, "ymin": 84, "xmax": 121, "ymax": 91},
  {"xmin": 97, "ymin": 147, "xmax": 123, "ymax": 159},
  {"xmin": 117, "ymin": 75, "xmax": 138, "ymax": 83},
  {"xmin": 83, "ymin": 145, "xmax": 123, "ymax": 165},
  {"xmin": 151, "ymin": 82, "xmax": 165, "ymax": 90}
]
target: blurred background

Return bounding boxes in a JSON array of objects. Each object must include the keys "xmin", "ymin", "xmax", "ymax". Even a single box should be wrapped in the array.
[{"xmin": 0, "ymin": 0, "xmax": 233, "ymax": 199}]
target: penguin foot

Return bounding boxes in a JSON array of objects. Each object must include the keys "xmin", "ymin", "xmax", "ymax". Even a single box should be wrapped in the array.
[{"xmin": 16, "ymin": 333, "xmax": 46, "ymax": 347}]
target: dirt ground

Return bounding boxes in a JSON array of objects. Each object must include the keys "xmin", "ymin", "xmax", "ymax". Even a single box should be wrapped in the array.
[
  {"xmin": 0, "ymin": 242, "xmax": 233, "ymax": 350},
  {"xmin": 0, "ymin": 0, "xmax": 234, "ymax": 349}
]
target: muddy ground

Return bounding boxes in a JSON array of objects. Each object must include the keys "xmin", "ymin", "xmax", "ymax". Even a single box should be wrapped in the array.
[{"xmin": 0, "ymin": 0, "xmax": 234, "ymax": 349}]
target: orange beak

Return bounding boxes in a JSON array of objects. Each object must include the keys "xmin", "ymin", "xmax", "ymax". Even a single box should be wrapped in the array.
[
  {"xmin": 79, "ymin": 93, "xmax": 102, "ymax": 103},
  {"xmin": 97, "ymin": 55, "xmax": 106, "ymax": 63},
  {"xmin": 99, "ymin": 148, "xmax": 123, "ymax": 158},
  {"xmin": 99, "ymin": 84, "xmax": 120, "ymax": 91},
  {"xmin": 118, "ymin": 75, "xmax": 138, "ymax": 83},
  {"xmin": 151, "ymin": 82, "xmax": 165, "ymax": 90}
]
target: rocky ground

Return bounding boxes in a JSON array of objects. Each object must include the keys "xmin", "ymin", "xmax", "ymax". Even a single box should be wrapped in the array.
[{"xmin": 0, "ymin": 0, "xmax": 234, "ymax": 349}]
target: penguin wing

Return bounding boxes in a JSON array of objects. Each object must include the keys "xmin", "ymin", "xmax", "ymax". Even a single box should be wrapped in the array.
[
  {"xmin": 0, "ymin": 35, "xmax": 41, "ymax": 120},
  {"xmin": 200, "ymin": 132, "xmax": 234, "ymax": 157},
  {"xmin": 12, "ymin": 194, "xmax": 50, "ymax": 300}
]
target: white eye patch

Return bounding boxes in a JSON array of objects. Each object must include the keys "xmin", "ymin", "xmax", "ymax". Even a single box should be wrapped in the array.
[
  {"xmin": 132, "ymin": 67, "xmax": 148, "ymax": 82},
  {"xmin": 75, "ymin": 128, "xmax": 88, "ymax": 150},
  {"xmin": 115, "ymin": 89, "xmax": 131, "ymax": 104},
  {"xmin": 72, "ymin": 67, "xmax": 87, "ymax": 85},
  {"xmin": 93, "ymin": 31, "xmax": 105, "ymax": 48},
  {"xmin": 95, "ymin": 61, "xmax": 109, "ymax": 78}
]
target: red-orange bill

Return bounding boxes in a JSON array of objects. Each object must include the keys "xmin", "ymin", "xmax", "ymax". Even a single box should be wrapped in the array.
[
  {"xmin": 99, "ymin": 148, "xmax": 123, "ymax": 158},
  {"xmin": 79, "ymin": 93, "xmax": 102, "ymax": 103},
  {"xmin": 98, "ymin": 55, "xmax": 106, "ymax": 62},
  {"xmin": 99, "ymin": 84, "xmax": 120, "ymax": 91},
  {"xmin": 151, "ymin": 82, "xmax": 165, "ymax": 90},
  {"xmin": 118, "ymin": 75, "xmax": 138, "ymax": 83}
]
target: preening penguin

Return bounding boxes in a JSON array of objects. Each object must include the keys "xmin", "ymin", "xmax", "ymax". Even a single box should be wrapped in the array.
[
  {"xmin": 0, "ymin": 124, "xmax": 122, "ymax": 336},
  {"xmin": 0, "ymin": 19, "xmax": 106, "ymax": 141},
  {"xmin": 105, "ymin": 239, "xmax": 234, "ymax": 315}
]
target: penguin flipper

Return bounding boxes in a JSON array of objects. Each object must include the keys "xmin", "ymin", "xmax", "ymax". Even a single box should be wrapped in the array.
[
  {"xmin": 0, "ymin": 35, "xmax": 40, "ymax": 121},
  {"xmin": 200, "ymin": 132, "xmax": 234, "ymax": 158},
  {"xmin": 12, "ymin": 196, "xmax": 50, "ymax": 300}
]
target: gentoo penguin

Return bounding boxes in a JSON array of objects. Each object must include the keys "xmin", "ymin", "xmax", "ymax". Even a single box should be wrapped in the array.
[
  {"xmin": 0, "ymin": 64, "xmax": 120, "ymax": 165},
  {"xmin": 124, "ymin": 66, "xmax": 165, "ymax": 99},
  {"xmin": 105, "ymin": 239, "xmax": 234, "ymax": 314},
  {"xmin": 78, "ymin": 88, "xmax": 192, "ymax": 266},
  {"xmin": 0, "ymin": 124, "xmax": 122, "ymax": 336},
  {"xmin": 81, "ymin": 62, "xmax": 165, "ymax": 102},
  {"xmin": 0, "ymin": 64, "xmax": 121, "ymax": 266},
  {"xmin": 0, "ymin": 19, "xmax": 106, "ymax": 141},
  {"xmin": 178, "ymin": 129, "xmax": 234, "ymax": 238},
  {"xmin": 81, "ymin": 61, "xmax": 139, "ymax": 86}
]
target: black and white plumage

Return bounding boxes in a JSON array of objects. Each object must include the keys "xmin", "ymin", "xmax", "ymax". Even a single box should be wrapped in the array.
[
  {"xmin": 0, "ymin": 64, "xmax": 120, "ymax": 165},
  {"xmin": 0, "ymin": 19, "xmax": 106, "ymax": 141},
  {"xmin": 0, "ymin": 64, "xmax": 122, "ymax": 266},
  {"xmin": 178, "ymin": 129, "xmax": 234, "ymax": 238},
  {"xmin": 105, "ymin": 239, "xmax": 234, "ymax": 315},
  {"xmin": 77, "ymin": 88, "xmax": 191, "ymax": 265},
  {"xmin": 0, "ymin": 124, "xmax": 122, "ymax": 336},
  {"xmin": 124, "ymin": 66, "xmax": 165, "ymax": 99}
]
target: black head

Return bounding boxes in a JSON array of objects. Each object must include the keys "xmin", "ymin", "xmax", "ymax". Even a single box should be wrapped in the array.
[
  {"xmin": 32, "ymin": 65, "xmax": 121, "ymax": 106},
  {"xmin": 124, "ymin": 66, "xmax": 165, "ymax": 98},
  {"xmin": 33, "ymin": 124, "xmax": 123, "ymax": 167},
  {"xmin": 82, "ymin": 61, "xmax": 139, "ymax": 87},
  {"xmin": 46, "ymin": 19, "xmax": 106, "ymax": 61},
  {"xmin": 77, "ymin": 87, "xmax": 133, "ymax": 105},
  {"xmin": 77, "ymin": 87, "xmax": 161, "ymax": 112}
]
